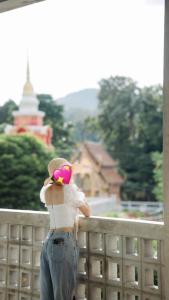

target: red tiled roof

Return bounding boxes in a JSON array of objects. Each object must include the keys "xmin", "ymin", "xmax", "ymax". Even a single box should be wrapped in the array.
[
  {"xmin": 84, "ymin": 141, "xmax": 124, "ymax": 185},
  {"xmin": 84, "ymin": 141, "xmax": 117, "ymax": 167},
  {"xmin": 101, "ymin": 168, "xmax": 124, "ymax": 184}
]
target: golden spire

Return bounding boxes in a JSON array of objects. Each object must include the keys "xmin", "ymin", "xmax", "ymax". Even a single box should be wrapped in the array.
[
  {"xmin": 27, "ymin": 59, "xmax": 30, "ymax": 82},
  {"xmin": 23, "ymin": 58, "xmax": 34, "ymax": 96}
]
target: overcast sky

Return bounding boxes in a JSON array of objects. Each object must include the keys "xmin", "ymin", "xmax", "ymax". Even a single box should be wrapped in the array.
[{"xmin": 0, "ymin": 0, "xmax": 164, "ymax": 105}]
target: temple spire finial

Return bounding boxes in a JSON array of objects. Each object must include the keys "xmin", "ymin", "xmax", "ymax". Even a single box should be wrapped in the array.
[
  {"xmin": 27, "ymin": 58, "xmax": 30, "ymax": 82},
  {"xmin": 23, "ymin": 57, "xmax": 34, "ymax": 96}
]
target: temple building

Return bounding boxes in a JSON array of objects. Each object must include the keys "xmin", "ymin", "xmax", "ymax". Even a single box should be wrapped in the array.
[
  {"xmin": 71, "ymin": 141, "xmax": 124, "ymax": 199},
  {"xmin": 4, "ymin": 62, "xmax": 53, "ymax": 146}
]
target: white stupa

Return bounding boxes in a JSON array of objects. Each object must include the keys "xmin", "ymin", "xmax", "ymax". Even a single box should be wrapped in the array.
[
  {"xmin": 4, "ymin": 61, "xmax": 53, "ymax": 146},
  {"xmin": 13, "ymin": 61, "xmax": 45, "ymax": 117}
]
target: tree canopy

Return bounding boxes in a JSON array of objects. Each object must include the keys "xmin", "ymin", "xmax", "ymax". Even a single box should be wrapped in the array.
[
  {"xmin": 37, "ymin": 94, "xmax": 75, "ymax": 159},
  {"xmin": 72, "ymin": 116, "xmax": 101, "ymax": 142},
  {"xmin": 152, "ymin": 152, "xmax": 163, "ymax": 202},
  {"xmin": 0, "ymin": 134, "xmax": 55, "ymax": 210},
  {"xmin": 98, "ymin": 76, "xmax": 163, "ymax": 201},
  {"xmin": 0, "ymin": 99, "xmax": 18, "ymax": 124}
]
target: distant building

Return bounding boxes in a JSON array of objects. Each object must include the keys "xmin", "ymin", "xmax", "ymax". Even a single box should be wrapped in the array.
[
  {"xmin": 4, "ymin": 62, "xmax": 53, "ymax": 146},
  {"xmin": 71, "ymin": 141, "xmax": 124, "ymax": 199}
]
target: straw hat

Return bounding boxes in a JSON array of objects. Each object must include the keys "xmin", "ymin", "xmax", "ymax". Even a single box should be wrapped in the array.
[{"xmin": 44, "ymin": 157, "xmax": 72, "ymax": 186}]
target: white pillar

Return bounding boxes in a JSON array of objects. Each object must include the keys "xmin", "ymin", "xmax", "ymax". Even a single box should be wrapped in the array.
[{"xmin": 163, "ymin": 1, "xmax": 169, "ymax": 299}]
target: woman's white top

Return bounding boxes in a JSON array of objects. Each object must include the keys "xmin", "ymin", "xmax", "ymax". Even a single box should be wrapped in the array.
[{"xmin": 40, "ymin": 183, "xmax": 87, "ymax": 229}]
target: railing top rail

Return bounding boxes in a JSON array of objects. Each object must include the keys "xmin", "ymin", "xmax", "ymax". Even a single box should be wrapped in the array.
[
  {"xmin": 0, "ymin": 209, "xmax": 165, "ymax": 240},
  {"xmin": 0, "ymin": 208, "xmax": 163, "ymax": 223},
  {"xmin": 79, "ymin": 215, "xmax": 164, "ymax": 240}
]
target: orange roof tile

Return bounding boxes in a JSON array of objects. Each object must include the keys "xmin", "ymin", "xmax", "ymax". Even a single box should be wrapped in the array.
[
  {"xmin": 84, "ymin": 141, "xmax": 124, "ymax": 185},
  {"xmin": 84, "ymin": 141, "xmax": 117, "ymax": 167},
  {"xmin": 101, "ymin": 168, "xmax": 124, "ymax": 184}
]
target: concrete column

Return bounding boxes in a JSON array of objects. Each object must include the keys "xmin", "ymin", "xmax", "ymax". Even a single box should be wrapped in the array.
[
  {"xmin": 163, "ymin": 1, "xmax": 169, "ymax": 299},
  {"xmin": 164, "ymin": 0, "xmax": 169, "ymax": 225}
]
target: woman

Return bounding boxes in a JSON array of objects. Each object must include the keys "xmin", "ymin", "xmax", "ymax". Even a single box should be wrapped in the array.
[{"xmin": 39, "ymin": 157, "xmax": 91, "ymax": 300}]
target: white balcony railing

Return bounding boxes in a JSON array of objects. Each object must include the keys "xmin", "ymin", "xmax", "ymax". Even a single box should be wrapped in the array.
[{"xmin": 0, "ymin": 208, "xmax": 166, "ymax": 300}]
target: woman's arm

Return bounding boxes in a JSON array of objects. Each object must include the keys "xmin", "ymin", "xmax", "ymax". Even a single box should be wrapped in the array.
[
  {"xmin": 78, "ymin": 201, "xmax": 91, "ymax": 217},
  {"xmin": 68, "ymin": 183, "xmax": 92, "ymax": 217}
]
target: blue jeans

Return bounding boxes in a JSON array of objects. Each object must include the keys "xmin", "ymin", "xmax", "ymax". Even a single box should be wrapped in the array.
[{"xmin": 40, "ymin": 231, "xmax": 80, "ymax": 300}]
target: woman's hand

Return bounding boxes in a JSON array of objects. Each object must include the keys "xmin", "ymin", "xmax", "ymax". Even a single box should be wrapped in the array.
[{"xmin": 78, "ymin": 201, "xmax": 91, "ymax": 217}]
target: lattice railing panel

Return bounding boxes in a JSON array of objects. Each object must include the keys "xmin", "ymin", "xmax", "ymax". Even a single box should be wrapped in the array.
[
  {"xmin": 0, "ymin": 210, "xmax": 165, "ymax": 300},
  {"xmin": 0, "ymin": 221, "xmax": 48, "ymax": 300},
  {"xmin": 76, "ymin": 219, "xmax": 164, "ymax": 300}
]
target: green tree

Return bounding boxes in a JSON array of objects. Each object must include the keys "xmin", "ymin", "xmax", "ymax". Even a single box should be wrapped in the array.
[
  {"xmin": 72, "ymin": 116, "xmax": 101, "ymax": 142},
  {"xmin": 98, "ymin": 76, "xmax": 163, "ymax": 201},
  {"xmin": 152, "ymin": 152, "xmax": 163, "ymax": 202},
  {"xmin": 0, "ymin": 134, "xmax": 56, "ymax": 210},
  {"xmin": 138, "ymin": 85, "xmax": 163, "ymax": 153},
  {"xmin": 37, "ymin": 94, "xmax": 75, "ymax": 159},
  {"xmin": 0, "ymin": 99, "xmax": 18, "ymax": 126}
]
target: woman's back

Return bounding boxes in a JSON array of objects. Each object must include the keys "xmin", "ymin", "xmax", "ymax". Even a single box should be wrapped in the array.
[{"xmin": 40, "ymin": 182, "xmax": 89, "ymax": 229}]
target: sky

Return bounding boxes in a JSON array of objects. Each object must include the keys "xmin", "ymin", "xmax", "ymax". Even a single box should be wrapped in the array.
[{"xmin": 0, "ymin": 0, "xmax": 164, "ymax": 105}]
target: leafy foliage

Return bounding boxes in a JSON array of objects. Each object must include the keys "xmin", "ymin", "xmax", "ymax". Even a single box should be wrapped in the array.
[
  {"xmin": 98, "ymin": 76, "xmax": 163, "ymax": 201},
  {"xmin": 0, "ymin": 134, "xmax": 55, "ymax": 210},
  {"xmin": 72, "ymin": 116, "xmax": 101, "ymax": 142},
  {"xmin": 37, "ymin": 94, "xmax": 75, "ymax": 159},
  {"xmin": 152, "ymin": 152, "xmax": 163, "ymax": 202},
  {"xmin": 0, "ymin": 99, "xmax": 18, "ymax": 124}
]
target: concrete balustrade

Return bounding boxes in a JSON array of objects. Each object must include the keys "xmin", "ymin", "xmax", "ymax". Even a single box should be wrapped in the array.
[{"xmin": 0, "ymin": 209, "xmax": 166, "ymax": 299}]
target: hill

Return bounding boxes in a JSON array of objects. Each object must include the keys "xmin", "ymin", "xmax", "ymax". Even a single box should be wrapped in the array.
[{"xmin": 56, "ymin": 88, "xmax": 99, "ymax": 122}]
